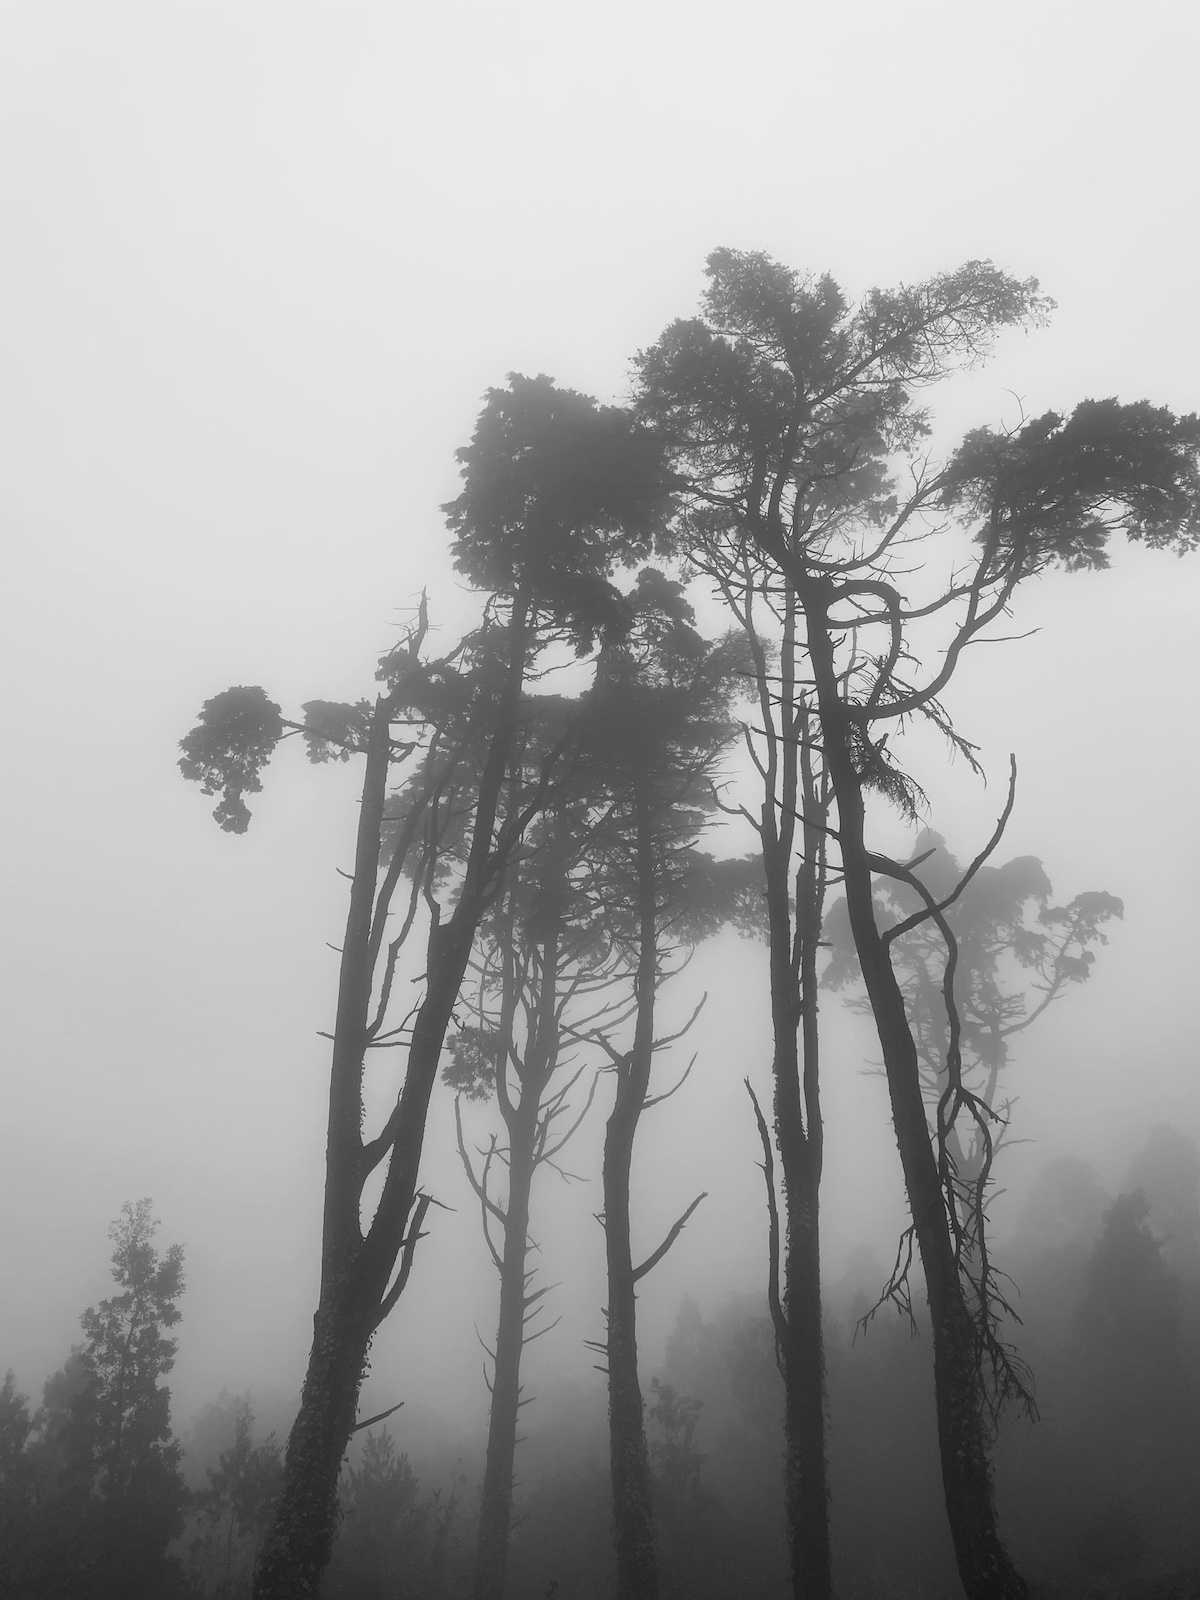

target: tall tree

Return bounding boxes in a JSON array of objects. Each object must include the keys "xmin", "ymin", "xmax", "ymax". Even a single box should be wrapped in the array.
[
  {"xmin": 448, "ymin": 800, "xmax": 613, "ymax": 1600},
  {"xmin": 579, "ymin": 569, "xmax": 750, "ymax": 1600},
  {"xmin": 180, "ymin": 375, "xmax": 671, "ymax": 1599},
  {"xmin": 634, "ymin": 248, "xmax": 1200, "ymax": 1599},
  {"xmin": 695, "ymin": 540, "xmax": 835, "ymax": 1600}
]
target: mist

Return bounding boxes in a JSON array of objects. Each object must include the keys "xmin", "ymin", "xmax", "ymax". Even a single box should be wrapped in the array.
[{"xmin": 2, "ymin": 3, "xmax": 1198, "ymax": 1598}]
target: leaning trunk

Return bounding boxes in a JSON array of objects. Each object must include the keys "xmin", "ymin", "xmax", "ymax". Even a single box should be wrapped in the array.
[
  {"xmin": 251, "ymin": 1291, "xmax": 373, "ymax": 1596},
  {"xmin": 803, "ymin": 587, "xmax": 1027, "ymax": 1600},
  {"xmin": 252, "ymin": 919, "xmax": 478, "ymax": 1600},
  {"xmin": 255, "ymin": 601, "xmax": 533, "ymax": 1599}
]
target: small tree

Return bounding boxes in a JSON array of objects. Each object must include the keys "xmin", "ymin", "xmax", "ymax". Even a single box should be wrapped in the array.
[
  {"xmin": 4, "ymin": 1201, "xmax": 190, "ymax": 1600},
  {"xmin": 80, "ymin": 1199, "xmax": 186, "ymax": 1495}
]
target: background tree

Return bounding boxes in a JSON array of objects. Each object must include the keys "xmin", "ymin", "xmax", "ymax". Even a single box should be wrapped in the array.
[
  {"xmin": 322, "ymin": 1430, "xmax": 469, "ymax": 1600},
  {"xmin": 825, "ymin": 833, "xmax": 1123, "ymax": 1184},
  {"xmin": 0, "ymin": 1201, "xmax": 189, "ymax": 1600},
  {"xmin": 633, "ymin": 245, "xmax": 1200, "ymax": 1600},
  {"xmin": 186, "ymin": 1398, "xmax": 283, "ymax": 1598},
  {"xmin": 180, "ymin": 374, "xmax": 673, "ymax": 1600}
]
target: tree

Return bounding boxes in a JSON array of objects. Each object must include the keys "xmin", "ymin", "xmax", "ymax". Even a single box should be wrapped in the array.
[
  {"xmin": 180, "ymin": 374, "xmax": 673, "ymax": 1599},
  {"xmin": 577, "ymin": 570, "xmax": 749, "ymax": 1600},
  {"xmin": 322, "ymin": 1429, "xmax": 468, "ymax": 1600},
  {"xmin": 691, "ymin": 536, "xmax": 835, "ymax": 1599},
  {"xmin": 187, "ymin": 1397, "xmax": 283, "ymax": 1597},
  {"xmin": 1064, "ymin": 1191, "xmax": 1197, "ymax": 1575},
  {"xmin": 633, "ymin": 247, "xmax": 1200, "ymax": 1599},
  {"xmin": 1, "ymin": 1201, "xmax": 190, "ymax": 1600},
  {"xmin": 825, "ymin": 833, "xmax": 1122, "ymax": 1184},
  {"xmin": 0, "ymin": 1372, "xmax": 36, "ymax": 1600},
  {"xmin": 1126, "ymin": 1125, "xmax": 1200, "ymax": 1280},
  {"xmin": 448, "ymin": 801, "xmax": 611, "ymax": 1600}
]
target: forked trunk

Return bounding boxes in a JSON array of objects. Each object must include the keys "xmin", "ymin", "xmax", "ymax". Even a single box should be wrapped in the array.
[
  {"xmin": 252, "ymin": 922, "xmax": 477, "ymax": 1600},
  {"xmin": 255, "ymin": 601, "xmax": 533, "ymax": 1599}
]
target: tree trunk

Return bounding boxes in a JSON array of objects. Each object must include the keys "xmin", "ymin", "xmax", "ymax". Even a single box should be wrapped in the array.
[
  {"xmin": 604, "ymin": 778, "xmax": 659, "ymax": 1600},
  {"xmin": 604, "ymin": 1108, "xmax": 657, "ymax": 1600},
  {"xmin": 802, "ymin": 584, "xmax": 1028, "ymax": 1600},
  {"xmin": 759, "ymin": 593, "xmax": 832, "ymax": 1600},
  {"xmin": 473, "ymin": 1108, "xmax": 537, "ymax": 1600},
  {"xmin": 254, "ymin": 600, "xmax": 534, "ymax": 1599},
  {"xmin": 763, "ymin": 837, "xmax": 831, "ymax": 1599},
  {"xmin": 252, "ymin": 918, "xmax": 477, "ymax": 1600},
  {"xmin": 250, "ymin": 1291, "xmax": 373, "ymax": 1597}
]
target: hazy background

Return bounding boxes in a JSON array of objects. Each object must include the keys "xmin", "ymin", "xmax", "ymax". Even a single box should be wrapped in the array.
[{"xmin": 2, "ymin": 0, "xmax": 1197, "ymax": 1458}]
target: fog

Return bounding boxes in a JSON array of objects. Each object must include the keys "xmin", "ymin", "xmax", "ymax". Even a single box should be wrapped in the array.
[{"xmin": 2, "ymin": 3, "xmax": 1198, "ymax": 1597}]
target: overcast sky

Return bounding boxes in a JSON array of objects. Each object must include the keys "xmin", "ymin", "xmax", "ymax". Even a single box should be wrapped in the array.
[{"xmin": 2, "ymin": 0, "xmax": 1198, "ymax": 1436}]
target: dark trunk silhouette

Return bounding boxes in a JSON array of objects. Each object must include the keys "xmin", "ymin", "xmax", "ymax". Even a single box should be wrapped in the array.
[
  {"xmin": 728, "ymin": 571, "xmax": 832, "ymax": 1600},
  {"xmin": 471, "ymin": 922, "xmax": 564, "ymax": 1600},
  {"xmin": 802, "ymin": 581, "xmax": 1028, "ymax": 1600},
  {"xmin": 254, "ymin": 610, "xmax": 531, "ymax": 1600},
  {"xmin": 473, "ymin": 1110, "xmax": 538, "ymax": 1600},
  {"xmin": 603, "ymin": 775, "xmax": 660, "ymax": 1600}
]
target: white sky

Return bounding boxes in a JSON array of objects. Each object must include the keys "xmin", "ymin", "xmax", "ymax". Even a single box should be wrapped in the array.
[{"xmin": 2, "ymin": 0, "xmax": 1198, "ymax": 1438}]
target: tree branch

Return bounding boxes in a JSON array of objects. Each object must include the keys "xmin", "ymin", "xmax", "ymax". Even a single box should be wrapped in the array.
[{"xmin": 632, "ymin": 1192, "xmax": 707, "ymax": 1283}]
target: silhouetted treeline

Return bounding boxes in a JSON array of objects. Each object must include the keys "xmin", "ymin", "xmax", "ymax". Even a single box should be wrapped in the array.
[{"xmin": 4, "ymin": 1126, "xmax": 1197, "ymax": 1598}]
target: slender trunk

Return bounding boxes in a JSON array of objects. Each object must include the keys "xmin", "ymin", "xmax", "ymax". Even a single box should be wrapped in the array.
[
  {"xmin": 765, "ymin": 860, "xmax": 831, "ymax": 1599},
  {"xmin": 758, "ymin": 589, "xmax": 831, "ymax": 1600},
  {"xmin": 255, "ymin": 601, "xmax": 534, "ymax": 1600},
  {"xmin": 474, "ymin": 917, "xmax": 561, "ymax": 1600},
  {"xmin": 801, "ymin": 583, "xmax": 1027, "ymax": 1600},
  {"xmin": 605, "ymin": 777, "xmax": 659, "ymax": 1600},
  {"xmin": 473, "ymin": 1104, "xmax": 537, "ymax": 1600}
]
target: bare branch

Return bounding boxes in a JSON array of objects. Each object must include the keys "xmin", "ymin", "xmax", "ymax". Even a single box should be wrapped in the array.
[
  {"xmin": 632, "ymin": 1192, "xmax": 708, "ymax": 1283},
  {"xmin": 643, "ymin": 1052, "xmax": 698, "ymax": 1110},
  {"xmin": 373, "ymin": 1192, "xmax": 434, "ymax": 1329},
  {"xmin": 351, "ymin": 1400, "xmax": 405, "ymax": 1435},
  {"xmin": 878, "ymin": 756, "xmax": 1018, "ymax": 947}
]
